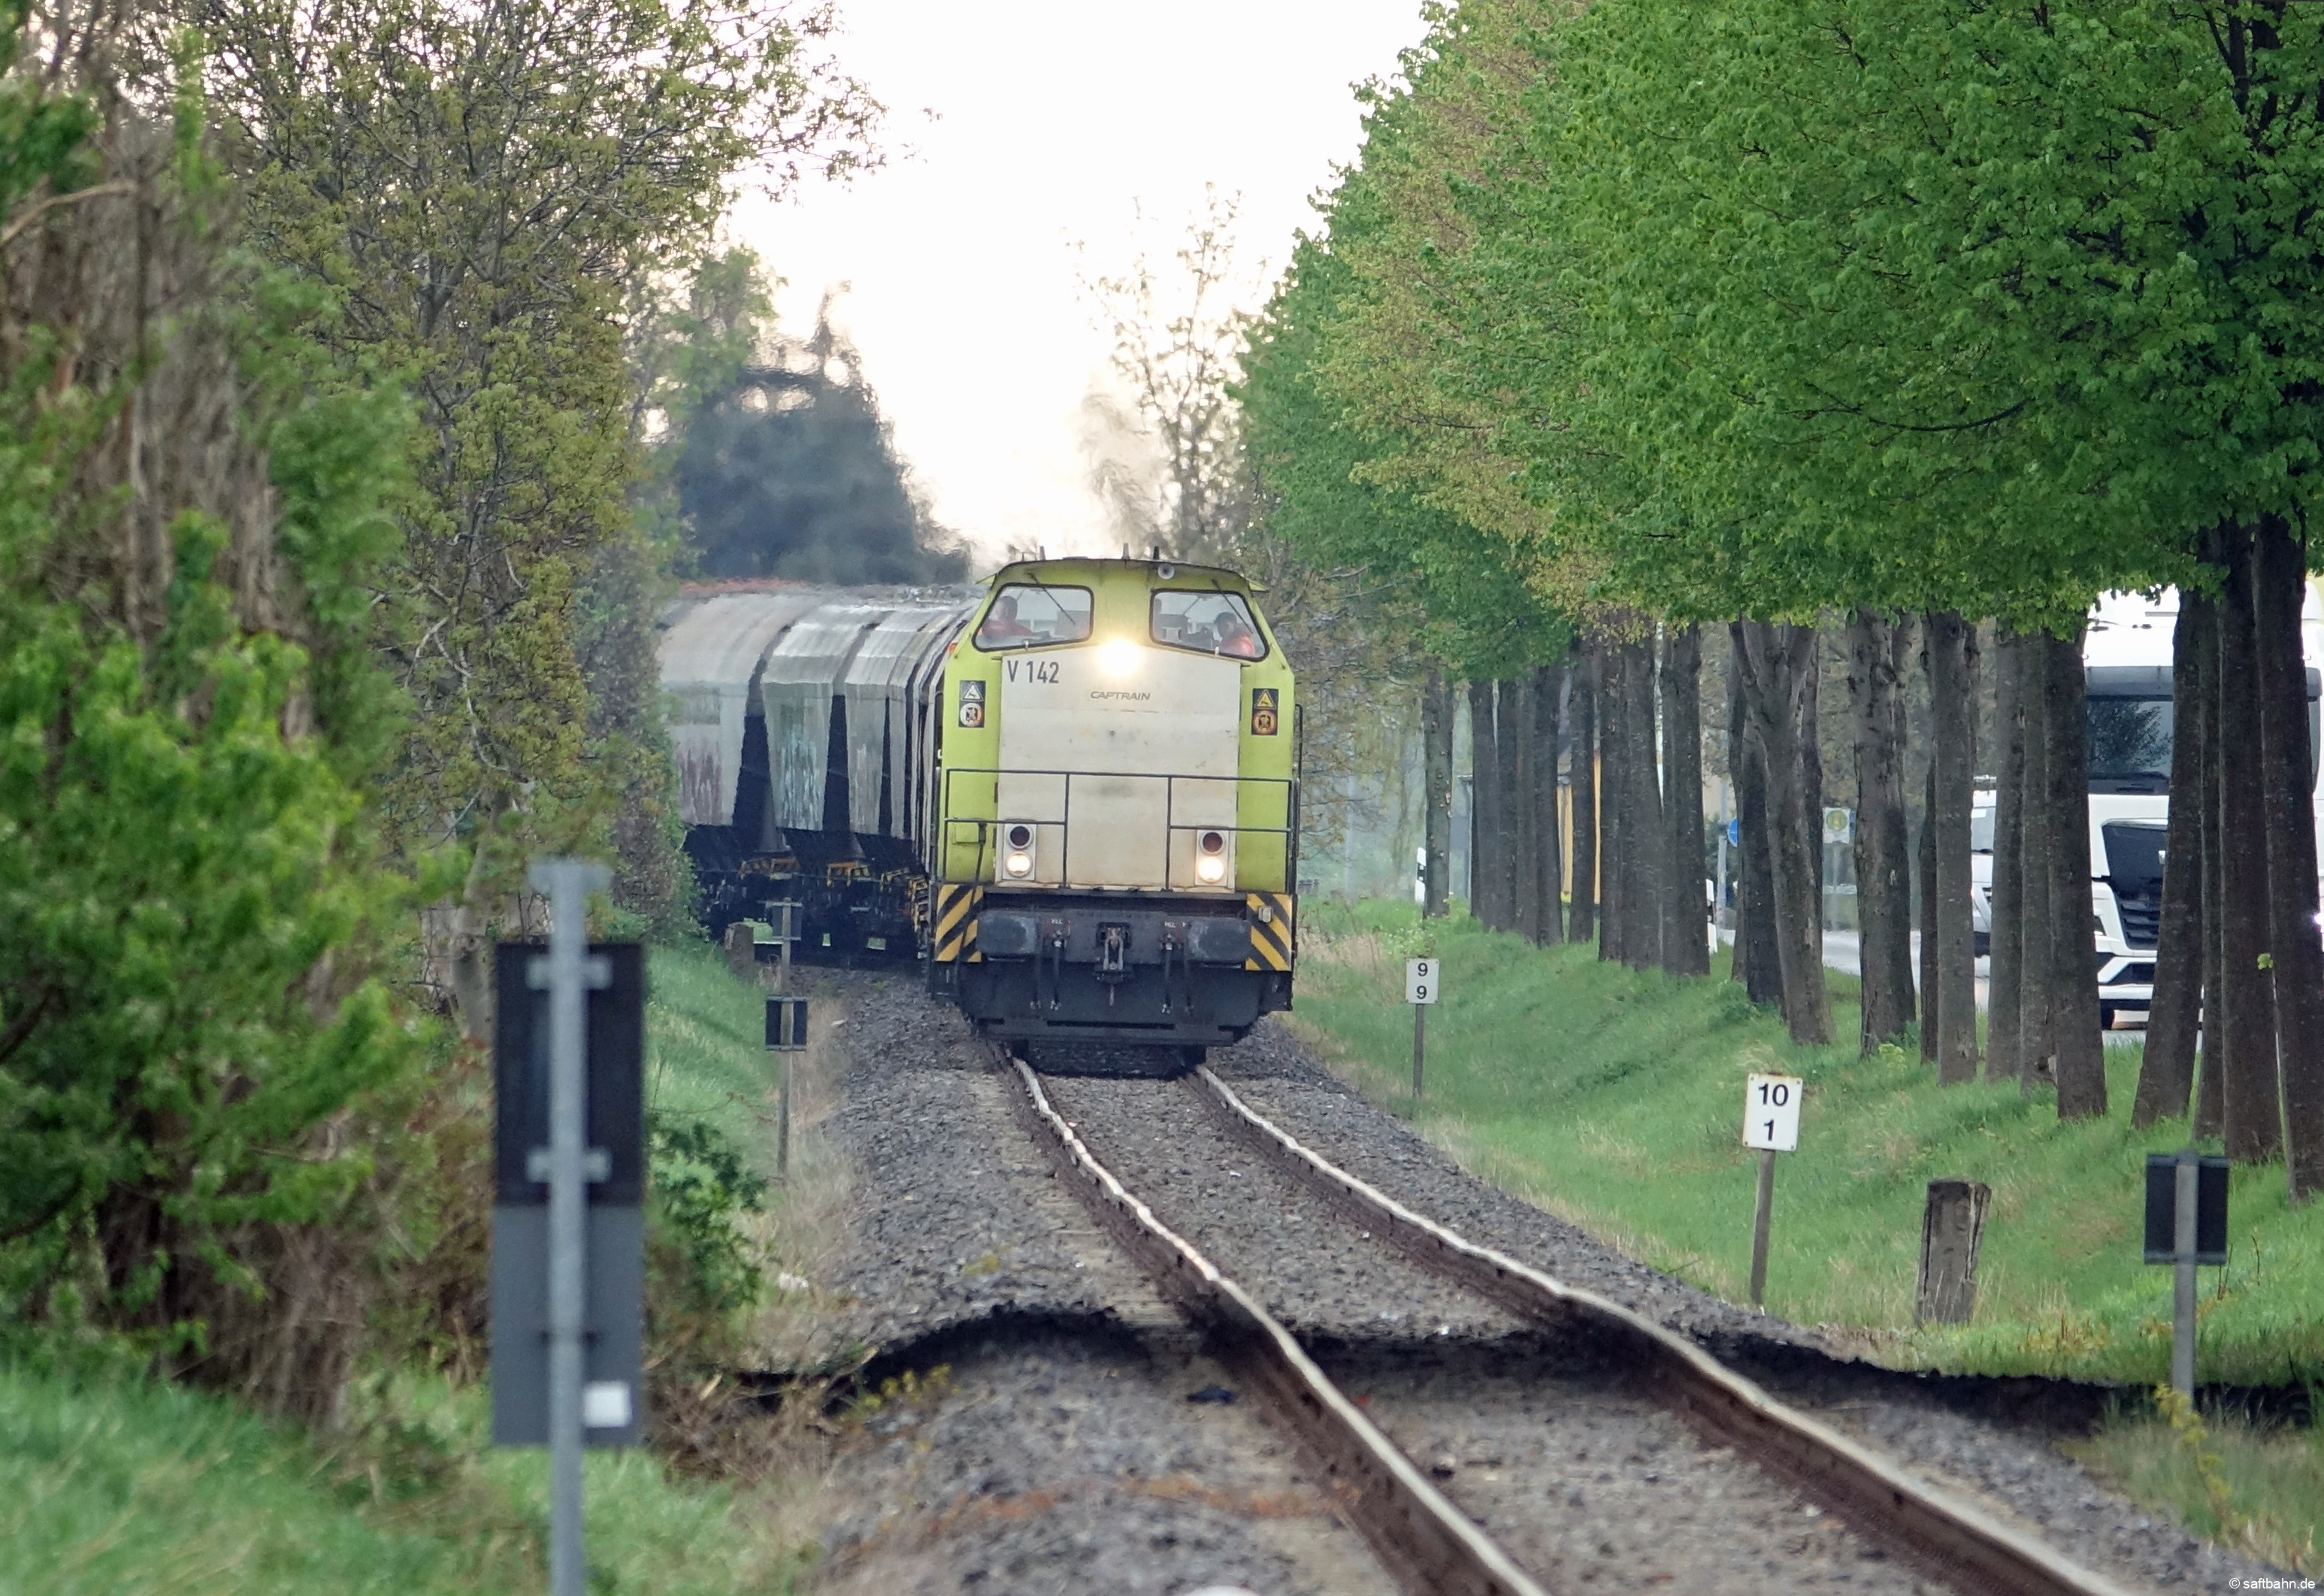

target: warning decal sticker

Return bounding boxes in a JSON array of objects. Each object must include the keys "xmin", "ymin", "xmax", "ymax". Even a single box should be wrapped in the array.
[
  {"xmin": 1250, "ymin": 686, "xmax": 1279, "ymax": 736},
  {"xmin": 958, "ymin": 679, "xmax": 986, "ymax": 728}
]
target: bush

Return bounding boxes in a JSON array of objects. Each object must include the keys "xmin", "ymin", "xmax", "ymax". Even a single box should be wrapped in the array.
[{"xmin": 0, "ymin": 20, "xmax": 425, "ymax": 1419}]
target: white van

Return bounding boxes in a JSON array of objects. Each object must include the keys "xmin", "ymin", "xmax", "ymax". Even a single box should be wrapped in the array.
[{"xmin": 1968, "ymin": 589, "xmax": 2322, "ymax": 1029}]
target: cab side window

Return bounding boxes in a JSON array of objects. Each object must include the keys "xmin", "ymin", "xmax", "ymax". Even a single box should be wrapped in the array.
[
  {"xmin": 974, "ymin": 584, "xmax": 1094, "ymax": 650},
  {"xmin": 1151, "ymin": 590, "xmax": 1266, "ymax": 660}
]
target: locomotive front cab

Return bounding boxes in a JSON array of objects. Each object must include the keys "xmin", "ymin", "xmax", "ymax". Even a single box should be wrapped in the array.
[{"xmin": 927, "ymin": 556, "xmax": 1298, "ymax": 1051}]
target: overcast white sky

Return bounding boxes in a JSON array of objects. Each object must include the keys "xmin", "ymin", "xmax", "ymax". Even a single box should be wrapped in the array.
[{"xmin": 725, "ymin": 0, "xmax": 1427, "ymax": 567}]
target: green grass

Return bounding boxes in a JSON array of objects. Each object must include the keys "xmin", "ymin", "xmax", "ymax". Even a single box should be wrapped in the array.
[
  {"xmin": 0, "ymin": 1356, "xmax": 806, "ymax": 1594},
  {"xmin": 648, "ymin": 938, "xmax": 784, "ymax": 1158},
  {"xmin": 1288, "ymin": 899, "xmax": 2324, "ymax": 1388},
  {"xmin": 0, "ymin": 936, "xmax": 813, "ymax": 1595},
  {"xmin": 2068, "ymin": 1397, "xmax": 2324, "ymax": 1575}
]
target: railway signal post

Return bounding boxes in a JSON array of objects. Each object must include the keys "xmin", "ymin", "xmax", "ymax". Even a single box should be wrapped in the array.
[
  {"xmin": 491, "ymin": 861, "xmax": 646, "ymax": 1596},
  {"xmin": 1742, "ymin": 1072, "xmax": 1802, "ymax": 1307},
  {"xmin": 767, "ymin": 902, "xmax": 801, "ymax": 1178},
  {"xmin": 766, "ymin": 988, "xmax": 809, "ymax": 1181},
  {"xmin": 1406, "ymin": 957, "xmax": 1439, "ymax": 1097},
  {"xmin": 770, "ymin": 900, "xmax": 799, "ymax": 995},
  {"xmin": 2144, "ymin": 1149, "xmax": 2228, "ymax": 1396}
]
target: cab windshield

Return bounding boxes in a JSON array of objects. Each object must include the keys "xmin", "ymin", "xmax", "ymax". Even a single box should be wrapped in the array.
[
  {"xmin": 1151, "ymin": 590, "xmax": 1266, "ymax": 659},
  {"xmin": 2086, "ymin": 695, "xmax": 2174, "ymax": 794},
  {"xmin": 974, "ymin": 584, "xmax": 1092, "ymax": 650},
  {"xmin": 2083, "ymin": 665, "xmax": 2318, "ymax": 793}
]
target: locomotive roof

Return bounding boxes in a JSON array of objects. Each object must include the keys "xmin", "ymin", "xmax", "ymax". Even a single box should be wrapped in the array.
[{"xmin": 984, "ymin": 555, "xmax": 1260, "ymax": 592}]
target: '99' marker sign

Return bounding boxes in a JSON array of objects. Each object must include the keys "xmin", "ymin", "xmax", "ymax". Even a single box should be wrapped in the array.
[{"xmin": 1743, "ymin": 1073, "xmax": 1803, "ymax": 1152}]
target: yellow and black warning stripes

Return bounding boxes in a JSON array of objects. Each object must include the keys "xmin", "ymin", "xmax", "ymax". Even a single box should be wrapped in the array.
[
  {"xmin": 932, "ymin": 883, "xmax": 983, "ymax": 963},
  {"xmin": 1243, "ymin": 892, "xmax": 1295, "ymax": 971}
]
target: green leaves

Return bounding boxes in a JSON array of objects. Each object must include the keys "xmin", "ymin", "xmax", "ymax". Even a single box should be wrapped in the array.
[
  {"xmin": 0, "ymin": 11, "xmax": 428, "ymax": 1386},
  {"xmin": 205, "ymin": 0, "xmax": 882, "ymax": 889},
  {"xmin": 1254, "ymin": 0, "xmax": 2324, "ymax": 629}
]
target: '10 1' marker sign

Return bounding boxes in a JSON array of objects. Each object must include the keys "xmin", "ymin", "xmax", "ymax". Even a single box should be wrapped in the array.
[{"xmin": 1744, "ymin": 1072, "xmax": 1802, "ymax": 1152}]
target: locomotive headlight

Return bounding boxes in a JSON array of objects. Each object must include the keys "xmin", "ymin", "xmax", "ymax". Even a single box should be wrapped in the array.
[
  {"xmin": 1001, "ymin": 822, "xmax": 1036, "ymax": 878},
  {"xmin": 1099, "ymin": 637, "xmax": 1139, "ymax": 677},
  {"xmin": 1195, "ymin": 828, "xmax": 1228, "ymax": 884}
]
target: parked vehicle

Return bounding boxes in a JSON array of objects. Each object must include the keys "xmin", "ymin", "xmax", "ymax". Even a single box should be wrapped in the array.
[{"xmin": 1968, "ymin": 588, "xmax": 2322, "ymax": 1028}]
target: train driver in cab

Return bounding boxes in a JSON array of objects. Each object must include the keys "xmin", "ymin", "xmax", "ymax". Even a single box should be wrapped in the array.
[
  {"xmin": 980, "ymin": 592, "xmax": 1034, "ymax": 644},
  {"xmin": 1215, "ymin": 605, "xmax": 1261, "ymax": 659}
]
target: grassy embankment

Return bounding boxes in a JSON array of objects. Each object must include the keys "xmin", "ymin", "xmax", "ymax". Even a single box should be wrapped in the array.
[
  {"xmin": 1287, "ymin": 900, "xmax": 2324, "ymax": 1572},
  {"xmin": 1, "ymin": 939, "xmax": 814, "ymax": 1595}
]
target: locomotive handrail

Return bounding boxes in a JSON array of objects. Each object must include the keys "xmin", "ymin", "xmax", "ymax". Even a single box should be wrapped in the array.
[{"xmin": 937, "ymin": 764, "xmax": 1295, "ymax": 889}]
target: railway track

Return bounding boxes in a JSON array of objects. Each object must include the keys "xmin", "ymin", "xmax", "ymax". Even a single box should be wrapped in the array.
[{"xmin": 1004, "ymin": 1050, "xmax": 2134, "ymax": 1596}]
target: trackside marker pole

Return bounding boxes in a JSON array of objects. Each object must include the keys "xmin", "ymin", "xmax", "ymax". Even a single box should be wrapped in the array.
[
  {"xmin": 1404, "ymin": 957, "xmax": 1439, "ymax": 1100},
  {"xmin": 1748, "ymin": 1148, "xmax": 1776, "ymax": 1308},
  {"xmin": 774, "ymin": 902, "xmax": 797, "ymax": 1183},
  {"xmin": 1413, "ymin": 1001, "xmax": 1426, "ymax": 1099},
  {"xmin": 1741, "ymin": 1072, "xmax": 1802, "ymax": 1310},
  {"xmin": 527, "ymin": 859, "xmax": 612, "ymax": 1596}
]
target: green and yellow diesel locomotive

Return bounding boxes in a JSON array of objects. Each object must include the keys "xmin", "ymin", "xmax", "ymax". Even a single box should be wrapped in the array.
[{"xmin": 657, "ymin": 556, "xmax": 1300, "ymax": 1059}]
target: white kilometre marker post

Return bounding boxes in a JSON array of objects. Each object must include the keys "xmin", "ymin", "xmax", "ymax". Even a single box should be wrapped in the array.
[
  {"xmin": 1406, "ymin": 957, "xmax": 1439, "ymax": 1098},
  {"xmin": 1741, "ymin": 1071, "xmax": 1802, "ymax": 1309}
]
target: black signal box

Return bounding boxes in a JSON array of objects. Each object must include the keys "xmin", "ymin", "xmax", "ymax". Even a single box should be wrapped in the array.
[
  {"xmin": 2143, "ymin": 1152, "xmax": 2229, "ymax": 1265},
  {"xmin": 492, "ymin": 941, "xmax": 646, "ymax": 1205},
  {"xmin": 766, "ymin": 995, "xmax": 809, "ymax": 1050}
]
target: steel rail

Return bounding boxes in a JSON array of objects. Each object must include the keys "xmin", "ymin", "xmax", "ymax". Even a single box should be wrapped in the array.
[
  {"xmin": 1000, "ymin": 1055, "xmax": 1547, "ymax": 1596},
  {"xmin": 1193, "ymin": 1065, "xmax": 2133, "ymax": 1596}
]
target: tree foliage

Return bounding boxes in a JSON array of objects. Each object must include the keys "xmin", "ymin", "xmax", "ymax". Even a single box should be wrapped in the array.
[
  {"xmin": 1245, "ymin": 0, "xmax": 2324, "ymax": 1136},
  {"xmin": 0, "ymin": 5, "xmax": 422, "ymax": 1407},
  {"xmin": 1237, "ymin": 7, "xmax": 1568, "ymax": 680},
  {"xmin": 670, "ymin": 293, "xmax": 970, "ymax": 586},
  {"xmin": 198, "ymin": 0, "xmax": 883, "ymax": 985}
]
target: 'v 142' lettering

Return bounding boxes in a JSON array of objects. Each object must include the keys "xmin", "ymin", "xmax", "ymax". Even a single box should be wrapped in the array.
[{"xmin": 1003, "ymin": 658, "xmax": 1061, "ymax": 684}]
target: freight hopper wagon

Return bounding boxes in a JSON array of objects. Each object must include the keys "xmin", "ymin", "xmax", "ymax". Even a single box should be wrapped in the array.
[
  {"xmin": 656, "ymin": 559, "xmax": 1302, "ymax": 1057},
  {"xmin": 661, "ymin": 585, "xmax": 976, "ymax": 962}
]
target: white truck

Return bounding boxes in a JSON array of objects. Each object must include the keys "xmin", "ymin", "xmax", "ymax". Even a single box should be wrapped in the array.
[{"xmin": 1971, "ymin": 588, "xmax": 2323, "ymax": 1028}]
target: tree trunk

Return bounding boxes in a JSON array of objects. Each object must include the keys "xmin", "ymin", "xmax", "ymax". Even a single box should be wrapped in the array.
[
  {"xmin": 2134, "ymin": 595, "xmax": 2207, "ymax": 1125},
  {"xmin": 2043, "ymin": 628, "xmax": 2108, "ymax": 1120},
  {"xmin": 1799, "ymin": 633, "xmax": 1826, "ymax": 919},
  {"xmin": 2195, "ymin": 635, "xmax": 2227, "ymax": 1140},
  {"xmin": 1469, "ymin": 680, "xmax": 1502, "ymax": 928},
  {"xmin": 1726, "ymin": 632, "xmax": 1753, "ymax": 989},
  {"xmin": 1849, "ymin": 609, "xmax": 1914, "ymax": 1051},
  {"xmin": 1732, "ymin": 634, "xmax": 1783, "ymax": 1006},
  {"xmin": 1987, "ymin": 627, "xmax": 2026, "ymax": 1081},
  {"xmin": 1536, "ymin": 660, "xmax": 1567, "ymax": 947},
  {"xmin": 1626, "ymin": 632, "xmax": 1667, "ymax": 972},
  {"xmin": 1735, "ymin": 620, "xmax": 1835, "ymax": 1044},
  {"xmin": 1740, "ymin": 779, "xmax": 1782, "ymax": 1004},
  {"xmin": 1599, "ymin": 643, "xmax": 1629, "ymax": 960},
  {"xmin": 1929, "ymin": 611, "xmax": 1981, "ymax": 1083},
  {"xmin": 1508, "ymin": 674, "xmax": 1539, "ymax": 940},
  {"xmin": 2018, "ymin": 653, "xmax": 2056, "ymax": 1090},
  {"xmin": 2217, "ymin": 527, "xmax": 2283, "ymax": 1161},
  {"xmin": 2257, "ymin": 516, "xmax": 2324, "ymax": 1196},
  {"xmin": 1422, "ymin": 671, "xmax": 1454, "ymax": 919},
  {"xmin": 1662, "ymin": 625, "xmax": 1708, "ymax": 976},
  {"xmin": 1919, "ymin": 756, "xmax": 1939, "ymax": 1064},
  {"xmin": 1569, "ymin": 641, "xmax": 1599, "ymax": 944}
]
